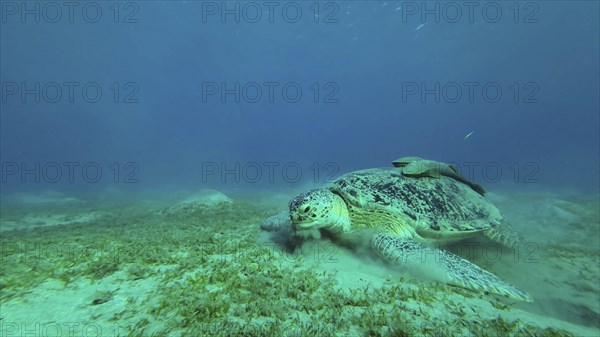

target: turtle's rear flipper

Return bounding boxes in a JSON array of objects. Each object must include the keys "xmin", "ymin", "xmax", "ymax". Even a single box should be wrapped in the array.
[
  {"xmin": 260, "ymin": 211, "xmax": 292, "ymax": 231},
  {"xmin": 484, "ymin": 221, "xmax": 520, "ymax": 249},
  {"xmin": 371, "ymin": 233, "xmax": 532, "ymax": 302}
]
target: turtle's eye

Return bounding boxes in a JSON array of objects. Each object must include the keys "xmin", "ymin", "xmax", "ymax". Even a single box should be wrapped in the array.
[{"xmin": 304, "ymin": 206, "xmax": 311, "ymax": 213}]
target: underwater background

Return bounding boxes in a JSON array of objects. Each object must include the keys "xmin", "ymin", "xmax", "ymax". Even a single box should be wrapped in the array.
[{"xmin": 1, "ymin": 1, "xmax": 599, "ymax": 336}]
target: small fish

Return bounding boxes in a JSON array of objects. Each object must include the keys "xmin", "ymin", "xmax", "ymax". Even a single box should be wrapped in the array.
[
  {"xmin": 464, "ymin": 131, "xmax": 474, "ymax": 140},
  {"xmin": 414, "ymin": 23, "xmax": 425, "ymax": 31}
]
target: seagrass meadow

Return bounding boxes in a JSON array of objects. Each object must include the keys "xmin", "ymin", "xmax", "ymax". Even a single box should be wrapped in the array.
[{"xmin": 1, "ymin": 190, "xmax": 598, "ymax": 336}]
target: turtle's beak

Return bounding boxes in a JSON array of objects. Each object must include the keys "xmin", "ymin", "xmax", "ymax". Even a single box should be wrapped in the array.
[
  {"xmin": 291, "ymin": 214, "xmax": 318, "ymax": 229},
  {"xmin": 293, "ymin": 221, "xmax": 315, "ymax": 229},
  {"xmin": 291, "ymin": 215, "xmax": 308, "ymax": 225}
]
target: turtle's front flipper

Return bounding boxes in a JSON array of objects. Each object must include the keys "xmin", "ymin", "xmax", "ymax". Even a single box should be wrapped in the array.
[
  {"xmin": 371, "ymin": 233, "xmax": 532, "ymax": 302},
  {"xmin": 260, "ymin": 211, "xmax": 292, "ymax": 231}
]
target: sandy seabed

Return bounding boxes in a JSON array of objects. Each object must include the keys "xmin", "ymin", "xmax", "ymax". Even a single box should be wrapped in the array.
[{"xmin": 0, "ymin": 189, "xmax": 598, "ymax": 337}]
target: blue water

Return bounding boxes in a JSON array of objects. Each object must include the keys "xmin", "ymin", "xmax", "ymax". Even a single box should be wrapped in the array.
[
  {"xmin": 1, "ymin": 3, "xmax": 600, "ymax": 336},
  {"xmin": 1, "ymin": 1, "xmax": 598, "ymax": 196}
]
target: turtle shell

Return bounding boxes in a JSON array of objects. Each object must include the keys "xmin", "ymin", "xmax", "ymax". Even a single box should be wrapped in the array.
[{"xmin": 329, "ymin": 168, "xmax": 502, "ymax": 233}]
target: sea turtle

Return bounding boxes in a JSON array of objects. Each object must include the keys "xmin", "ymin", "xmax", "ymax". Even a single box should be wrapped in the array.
[
  {"xmin": 262, "ymin": 164, "xmax": 530, "ymax": 301},
  {"xmin": 393, "ymin": 157, "xmax": 486, "ymax": 196}
]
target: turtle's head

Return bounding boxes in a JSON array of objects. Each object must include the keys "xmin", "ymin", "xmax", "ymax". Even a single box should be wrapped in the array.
[{"xmin": 289, "ymin": 189, "xmax": 350, "ymax": 233}]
